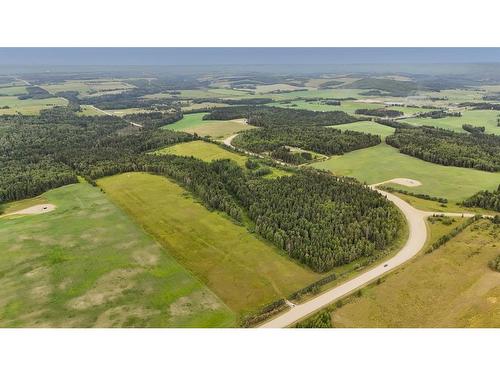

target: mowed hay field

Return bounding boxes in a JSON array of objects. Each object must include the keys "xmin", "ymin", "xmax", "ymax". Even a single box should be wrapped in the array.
[
  {"xmin": 98, "ymin": 172, "xmax": 320, "ymax": 315},
  {"xmin": 0, "ymin": 96, "xmax": 68, "ymax": 115},
  {"xmin": 405, "ymin": 109, "xmax": 500, "ymax": 135},
  {"xmin": 330, "ymin": 121, "xmax": 395, "ymax": 139},
  {"xmin": 312, "ymin": 143, "xmax": 500, "ymax": 202},
  {"xmin": 332, "ymin": 219, "xmax": 500, "ymax": 327},
  {"xmin": 156, "ymin": 140, "xmax": 292, "ymax": 179},
  {"xmin": 156, "ymin": 140, "xmax": 247, "ymax": 166},
  {"xmin": 0, "ymin": 182, "xmax": 236, "ymax": 327},
  {"xmin": 164, "ymin": 113, "xmax": 255, "ymax": 139}
]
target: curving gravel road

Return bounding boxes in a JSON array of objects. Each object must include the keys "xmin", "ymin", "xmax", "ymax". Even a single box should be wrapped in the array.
[{"xmin": 259, "ymin": 181, "xmax": 476, "ymax": 328}]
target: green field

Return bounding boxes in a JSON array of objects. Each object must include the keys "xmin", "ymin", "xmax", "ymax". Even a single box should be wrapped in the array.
[
  {"xmin": 332, "ymin": 219, "xmax": 500, "ymax": 327},
  {"xmin": 156, "ymin": 140, "xmax": 247, "ymax": 166},
  {"xmin": 0, "ymin": 182, "xmax": 235, "ymax": 327},
  {"xmin": 164, "ymin": 112, "xmax": 255, "ymax": 139},
  {"xmin": 267, "ymin": 99, "xmax": 385, "ymax": 114},
  {"xmin": 330, "ymin": 121, "xmax": 395, "ymax": 139},
  {"xmin": 311, "ymin": 143, "xmax": 500, "ymax": 201},
  {"xmin": 406, "ymin": 109, "xmax": 500, "ymax": 135},
  {"xmin": 0, "ymin": 85, "xmax": 28, "ymax": 96},
  {"xmin": 156, "ymin": 140, "xmax": 290, "ymax": 178},
  {"xmin": 98, "ymin": 173, "xmax": 320, "ymax": 315},
  {"xmin": 0, "ymin": 96, "xmax": 68, "ymax": 115}
]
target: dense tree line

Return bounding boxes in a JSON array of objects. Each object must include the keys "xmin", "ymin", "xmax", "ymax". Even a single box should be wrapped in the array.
[
  {"xmin": 462, "ymin": 124, "xmax": 485, "ymax": 134},
  {"xmin": 122, "ymin": 111, "xmax": 183, "ymax": 129},
  {"xmin": 462, "ymin": 185, "xmax": 500, "ymax": 212},
  {"xmin": 0, "ymin": 107, "xmax": 193, "ymax": 203},
  {"xmin": 355, "ymin": 108, "xmax": 404, "ymax": 118},
  {"xmin": 203, "ymin": 106, "xmax": 358, "ymax": 127},
  {"xmin": 386, "ymin": 127, "xmax": 500, "ymax": 172},
  {"xmin": 193, "ymin": 97, "xmax": 274, "ymax": 106},
  {"xmin": 17, "ymin": 86, "xmax": 53, "ymax": 100},
  {"xmin": 270, "ymin": 147, "xmax": 312, "ymax": 165},
  {"xmin": 245, "ymin": 171, "xmax": 402, "ymax": 272},
  {"xmin": 232, "ymin": 126, "xmax": 380, "ymax": 160},
  {"xmin": 416, "ymin": 110, "xmax": 461, "ymax": 119}
]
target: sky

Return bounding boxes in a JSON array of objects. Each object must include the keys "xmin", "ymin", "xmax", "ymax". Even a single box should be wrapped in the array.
[{"xmin": 1, "ymin": 48, "xmax": 500, "ymax": 66}]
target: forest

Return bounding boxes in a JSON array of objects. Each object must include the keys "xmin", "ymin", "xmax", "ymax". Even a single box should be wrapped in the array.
[
  {"xmin": 386, "ymin": 127, "xmax": 500, "ymax": 171},
  {"xmin": 231, "ymin": 126, "xmax": 380, "ymax": 160},
  {"xmin": 355, "ymin": 108, "xmax": 403, "ymax": 118},
  {"xmin": 462, "ymin": 185, "xmax": 500, "ymax": 212},
  {"xmin": 203, "ymin": 106, "xmax": 358, "ymax": 127}
]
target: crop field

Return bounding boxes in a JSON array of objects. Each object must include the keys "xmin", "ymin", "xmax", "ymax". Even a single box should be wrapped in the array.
[
  {"xmin": 40, "ymin": 79, "xmax": 135, "ymax": 96},
  {"xmin": 0, "ymin": 96, "xmax": 68, "ymax": 115},
  {"xmin": 164, "ymin": 112, "xmax": 255, "ymax": 139},
  {"xmin": 329, "ymin": 120, "xmax": 395, "ymax": 139},
  {"xmin": 98, "ymin": 173, "xmax": 320, "ymax": 315},
  {"xmin": 144, "ymin": 88, "xmax": 252, "ymax": 100},
  {"xmin": 0, "ymin": 85, "xmax": 28, "ymax": 96},
  {"xmin": 331, "ymin": 219, "xmax": 500, "ymax": 327},
  {"xmin": 0, "ymin": 182, "xmax": 235, "ymax": 327},
  {"xmin": 405, "ymin": 109, "xmax": 500, "ymax": 135},
  {"xmin": 311, "ymin": 143, "xmax": 500, "ymax": 201}
]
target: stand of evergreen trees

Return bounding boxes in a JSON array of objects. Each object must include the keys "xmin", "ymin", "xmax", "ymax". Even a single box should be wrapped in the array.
[
  {"xmin": 386, "ymin": 127, "xmax": 500, "ymax": 172},
  {"xmin": 355, "ymin": 108, "xmax": 403, "ymax": 118},
  {"xmin": 462, "ymin": 185, "xmax": 500, "ymax": 212},
  {"xmin": 203, "ymin": 106, "xmax": 358, "ymax": 127},
  {"xmin": 232, "ymin": 126, "xmax": 381, "ymax": 161}
]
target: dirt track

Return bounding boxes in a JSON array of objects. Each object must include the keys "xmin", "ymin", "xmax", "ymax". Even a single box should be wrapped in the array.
[{"xmin": 1, "ymin": 204, "xmax": 56, "ymax": 218}]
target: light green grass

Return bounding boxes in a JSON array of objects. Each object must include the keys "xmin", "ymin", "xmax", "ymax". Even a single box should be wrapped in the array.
[
  {"xmin": 0, "ymin": 182, "xmax": 235, "ymax": 327},
  {"xmin": 164, "ymin": 113, "xmax": 255, "ymax": 139},
  {"xmin": 332, "ymin": 219, "xmax": 500, "ymax": 327},
  {"xmin": 0, "ymin": 86, "xmax": 28, "ymax": 96},
  {"xmin": 329, "ymin": 121, "xmax": 395, "ymax": 139},
  {"xmin": 156, "ymin": 140, "xmax": 247, "ymax": 166},
  {"xmin": 311, "ymin": 143, "xmax": 500, "ymax": 201},
  {"xmin": 98, "ymin": 172, "xmax": 320, "ymax": 315},
  {"xmin": 0, "ymin": 96, "xmax": 67, "ymax": 115},
  {"xmin": 156, "ymin": 139, "xmax": 291, "ymax": 178},
  {"xmin": 405, "ymin": 109, "xmax": 500, "ymax": 135}
]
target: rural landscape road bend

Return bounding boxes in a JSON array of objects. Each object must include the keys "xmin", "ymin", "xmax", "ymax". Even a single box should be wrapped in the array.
[{"xmin": 260, "ymin": 181, "xmax": 475, "ymax": 328}]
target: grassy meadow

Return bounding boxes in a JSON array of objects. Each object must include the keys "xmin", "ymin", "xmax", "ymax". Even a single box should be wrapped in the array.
[
  {"xmin": 331, "ymin": 219, "xmax": 500, "ymax": 327},
  {"xmin": 330, "ymin": 120, "xmax": 395, "ymax": 139},
  {"xmin": 98, "ymin": 173, "xmax": 320, "ymax": 315},
  {"xmin": 406, "ymin": 109, "xmax": 500, "ymax": 135},
  {"xmin": 0, "ymin": 182, "xmax": 236, "ymax": 327},
  {"xmin": 164, "ymin": 112, "xmax": 255, "ymax": 139},
  {"xmin": 0, "ymin": 96, "xmax": 67, "ymax": 115},
  {"xmin": 312, "ymin": 143, "xmax": 500, "ymax": 202}
]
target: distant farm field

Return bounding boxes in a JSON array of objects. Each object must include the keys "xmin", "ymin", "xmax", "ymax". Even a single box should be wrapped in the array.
[
  {"xmin": 164, "ymin": 112, "xmax": 255, "ymax": 139},
  {"xmin": 312, "ymin": 143, "xmax": 500, "ymax": 201},
  {"xmin": 332, "ymin": 219, "xmax": 500, "ymax": 327},
  {"xmin": 406, "ymin": 109, "xmax": 500, "ymax": 135},
  {"xmin": 0, "ymin": 96, "xmax": 67, "ymax": 115},
  {"xmin": 98, "ymin": 173, "xmax": 320, "ymax": 315},
  {"xmin": 329, "ymin": 121, "xmax": 395, "ymax": 139},
  {"xmin": 40, "ymin": 80, "xmax": 134, "ymax": 97},
  {"xmin": 0, "ymin": 182, "xmax": 235, "ymax": 327}
]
